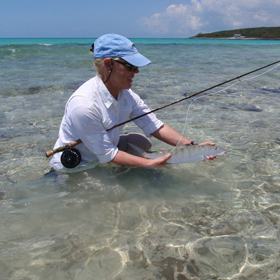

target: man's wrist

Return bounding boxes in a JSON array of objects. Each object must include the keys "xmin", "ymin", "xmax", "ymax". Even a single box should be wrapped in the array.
[{"xmin": 187, "ymin": 141, "xmax": 197, "ymax": 146}]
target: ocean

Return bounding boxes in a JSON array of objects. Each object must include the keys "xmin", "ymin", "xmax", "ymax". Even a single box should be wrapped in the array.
[{"xmin": 1, "ymin": 38, "xmax": 280, "ymax": 279}]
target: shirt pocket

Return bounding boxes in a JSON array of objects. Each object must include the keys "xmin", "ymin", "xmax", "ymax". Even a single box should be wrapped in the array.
[
  {"xmin": 101, "ymin": 109, "xmax": 117, "ymax": 130},
  {"xmin": 118, "ymin": 102, "xmax": 133, "ymax": 124}
]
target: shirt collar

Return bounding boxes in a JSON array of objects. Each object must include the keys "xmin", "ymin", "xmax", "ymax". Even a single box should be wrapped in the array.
[
  {"xmin": 96, "ymin": 75, "xmax": 115, "ymax": 108},
  {"xmin": 96, "ymin": 75, "xmax": 125, "ymax": 108}
]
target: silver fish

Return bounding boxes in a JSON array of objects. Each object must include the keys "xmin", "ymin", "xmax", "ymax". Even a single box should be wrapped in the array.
[{"xmin": 129, "ymin": 143, "xmax": 226, "ymax": 163}]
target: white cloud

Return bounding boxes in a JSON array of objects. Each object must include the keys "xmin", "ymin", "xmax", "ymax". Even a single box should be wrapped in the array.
[
  {"xmin": 166, "ymin": 4, "xmax": 188, "ymax": 15},
  {"xmin": 138, "ymin": 0, "xmax": 280, "ymax": 37}
]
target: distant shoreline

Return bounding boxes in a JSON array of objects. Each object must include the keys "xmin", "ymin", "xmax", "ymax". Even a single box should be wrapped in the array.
[{"xmin": 190, "ymin": 26, "xmax": 280, "ymax": 40}]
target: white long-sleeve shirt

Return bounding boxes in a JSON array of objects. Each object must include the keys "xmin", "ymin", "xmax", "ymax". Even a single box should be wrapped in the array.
[{"xmin": 50, "ymin": 75, "xmax": 163, "ymax": 171}]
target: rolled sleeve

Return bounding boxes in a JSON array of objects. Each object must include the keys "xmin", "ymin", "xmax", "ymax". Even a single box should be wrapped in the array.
[
  {"xmin": 142, "ymin": 119, "xmax": 164, "ymax": 137},
  {"xmin": 127, "ymin": 90, "xmax": 164, "ymax": 136},
  {"xmin": 98, "ymin": 146, "xmax": 118, "ymax": 163},
  {"xmin": 85, "ymin": 132, "xmax": 118, "ymax": 163}
]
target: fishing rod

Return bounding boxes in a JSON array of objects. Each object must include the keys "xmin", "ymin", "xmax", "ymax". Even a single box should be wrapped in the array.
[
  {"xmin": 108, "ymin": 59, "xmax": 280, "ymax": 131},
  {"xmin": 45, "ymin": 60, "xmax": 280, "ymax": 164}
]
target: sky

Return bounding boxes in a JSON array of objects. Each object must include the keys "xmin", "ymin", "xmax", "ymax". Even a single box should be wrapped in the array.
[{"xmin": 1, "ymin": 0, "xmax": 280, "ymax": 38}]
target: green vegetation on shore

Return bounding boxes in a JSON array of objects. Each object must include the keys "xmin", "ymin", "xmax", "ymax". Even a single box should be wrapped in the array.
[{"xmin": 191, "ymin": 27, "xmax": 280, "ymax": 39}]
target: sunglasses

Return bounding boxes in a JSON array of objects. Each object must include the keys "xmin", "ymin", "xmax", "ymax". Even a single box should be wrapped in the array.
[{"xmin": 112, "ymin": 59, "xmax": 138, "ymax": 72}]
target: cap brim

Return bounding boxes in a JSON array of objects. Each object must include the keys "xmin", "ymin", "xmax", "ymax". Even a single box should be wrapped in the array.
[{"xmin": 121, "ymin": 52, "xmax": 151, "ymax": 67}]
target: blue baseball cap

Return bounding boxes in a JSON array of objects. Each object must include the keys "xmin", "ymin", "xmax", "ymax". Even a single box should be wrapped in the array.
[{"xmin": 93, "ymin": 34, "xmax": 151, "ymax": 67}]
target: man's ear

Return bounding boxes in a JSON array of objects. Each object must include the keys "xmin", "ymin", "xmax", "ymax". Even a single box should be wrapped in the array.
[{"xmin": 104, "ymin": 58, "xmax": 113, "ymax": 71}]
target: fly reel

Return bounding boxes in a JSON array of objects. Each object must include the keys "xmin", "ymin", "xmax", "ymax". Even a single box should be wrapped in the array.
[{"xmin": 60, "ymin": 148, "xmax": 81, "ymax": 168}]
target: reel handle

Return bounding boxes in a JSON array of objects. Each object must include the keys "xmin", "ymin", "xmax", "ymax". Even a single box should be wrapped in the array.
[{"xmin": 45, "ymin": 139, "xmax": 82, "ymax": 158}]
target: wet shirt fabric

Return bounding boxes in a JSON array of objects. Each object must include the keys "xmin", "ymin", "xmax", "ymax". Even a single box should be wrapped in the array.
[{"xmin": 50, "ymin": 75, "xmax": 164, "ymax": 170}]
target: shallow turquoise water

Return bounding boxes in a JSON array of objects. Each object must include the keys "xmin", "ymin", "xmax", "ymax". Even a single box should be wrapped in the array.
[{"xmin": 1, "ymin": 38, "xmax": 280, "ymax": 279}]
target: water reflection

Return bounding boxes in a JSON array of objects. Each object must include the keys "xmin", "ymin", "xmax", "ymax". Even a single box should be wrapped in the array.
[{"xmin": 1, "ymin": 40, "xmax": 280, "ymax": 279}]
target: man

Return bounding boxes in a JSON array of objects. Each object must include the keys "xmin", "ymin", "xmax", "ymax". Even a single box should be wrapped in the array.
[{"xmin": 50, "ymin": 34, "xmax": 215, "ymax": 171}]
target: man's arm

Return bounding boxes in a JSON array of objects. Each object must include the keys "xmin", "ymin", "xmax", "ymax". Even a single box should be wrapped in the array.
[
  {"xmin": 151, "ymin": 124, "xmax": 193, "ymax": 146},
  {"xmin": 111, "ymin": 150, "xmax": 171, "ymax": 166}
]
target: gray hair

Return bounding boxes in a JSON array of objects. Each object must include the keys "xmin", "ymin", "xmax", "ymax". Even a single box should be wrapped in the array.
[
  {"xmin": 94, "ymin": 57, "xmax": 122, "ymax": 78},
  {"xmin": 94, "ymin": 58, "xmax": 105, "ymax": 76}
]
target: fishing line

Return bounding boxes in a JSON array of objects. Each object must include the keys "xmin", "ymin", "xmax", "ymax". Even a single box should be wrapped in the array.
[
  {"xmin": 106, "ymin": 60, "xmax": 280, "ymax": 131},
  {"xmin": 173, "ymin": 62, "xmax": 280, "ymax": 152},
  {"xmin": 45, "ymin": 60, "xmax": 280, "ymax": 167}
]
